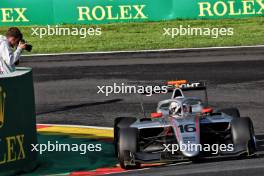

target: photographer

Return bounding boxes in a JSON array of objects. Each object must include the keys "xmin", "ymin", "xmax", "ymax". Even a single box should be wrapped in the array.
[{"xmin": 0, "ymin": 27, "xmax": 27, "ymax": 74}]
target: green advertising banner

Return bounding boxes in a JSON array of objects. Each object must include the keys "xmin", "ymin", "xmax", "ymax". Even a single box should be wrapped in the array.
[
  {"xmin": 0, "ymin": 68, "xmax": 37, "ymax": 174},
  {"xmin": 0, "ymin": 0, "xmax": 263, "ymax": 26}
]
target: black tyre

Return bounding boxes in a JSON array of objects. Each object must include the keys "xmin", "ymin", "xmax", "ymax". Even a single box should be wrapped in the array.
[
  {"xmin": 217, "ymin": 108, "xmax": 240, "ymax": 117},
  {"xmin": 114, "ymin": 117, "xmax": 137, "ymax": 157},
  {"xmin": 117, "ymin": 128, "xmax": 141, "ymax": 169},
  {"xmin": 231, "ymin": 117, "xmax": 256, "ymax": 155}
]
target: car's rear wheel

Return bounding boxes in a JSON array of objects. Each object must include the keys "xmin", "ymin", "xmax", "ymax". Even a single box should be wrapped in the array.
[
  {"xmin": 231, "ymin": 117, "xmax": 256, "ymax": 155},
  {"xmin": 117, "ymin": 128, "xmax": 141, "ymax": 169}
]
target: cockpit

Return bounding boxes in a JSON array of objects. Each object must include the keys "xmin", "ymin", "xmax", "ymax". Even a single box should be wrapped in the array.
[{"xmin": 157, "ymin": 98, "xmax": 204, "ymax": 117}]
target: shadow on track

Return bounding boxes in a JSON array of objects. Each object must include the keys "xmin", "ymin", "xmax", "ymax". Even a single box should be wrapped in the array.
[
  {"xmin": 136, "ymin": 134, "xmax": 264, "ymax": 172},
  {"xmin": 191, "ymin": 134, "xmax": 264, "ymax": 164},
  {"xmin": 37, "ymin": 98, "xmax": 123, "ymax": 115}
]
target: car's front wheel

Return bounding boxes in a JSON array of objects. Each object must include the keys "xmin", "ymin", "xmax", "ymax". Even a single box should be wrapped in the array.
[
  {"xmin": 231, "ymin": 117, "xmax": 256, "ymax": 155},
  {"xmin": 117, "ymin": 127, "xmax": 141, "ymax": 169},
  {"xmin": 114, "ymin": 117, "xmax": 137, "ymax": 157}
]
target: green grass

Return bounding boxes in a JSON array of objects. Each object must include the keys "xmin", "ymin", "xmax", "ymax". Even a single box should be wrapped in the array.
[{"xmin": 1, "ymin": 17, "xmax": 263, "ymax": 54}]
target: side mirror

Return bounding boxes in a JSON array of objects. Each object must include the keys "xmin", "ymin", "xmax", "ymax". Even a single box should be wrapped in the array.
[{"xmin": 151, "ymin": 112, "xmax": 163, "ymax": 118}]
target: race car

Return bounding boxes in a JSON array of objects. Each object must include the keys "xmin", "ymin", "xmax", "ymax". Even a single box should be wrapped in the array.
[{"xmin": 114, "ymin": 80, "xmax": 256, "ymax": 169}]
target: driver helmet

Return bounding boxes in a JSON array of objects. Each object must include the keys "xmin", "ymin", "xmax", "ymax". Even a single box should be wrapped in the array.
[{"xmin": 169, "ymin": 101, "xmax": 182, "ymax": 115}]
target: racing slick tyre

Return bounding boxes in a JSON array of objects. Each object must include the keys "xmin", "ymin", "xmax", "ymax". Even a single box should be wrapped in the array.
[
  {"xmin": 217, "ymin": 108, "xmax": 240, "ymax": 118},
  {"xmin": 231, "ymin": 117, "xmax": 256, "ymax": 155},
  {"xmin": 117, "ymin": 127, "xmax": 141, "ymax": 169},
  {"xmin": 114, "ymin": 117, "xmax": 137, "ymax": 157}
]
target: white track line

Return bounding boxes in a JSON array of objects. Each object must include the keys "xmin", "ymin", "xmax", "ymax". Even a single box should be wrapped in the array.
[
  {"xmin": 169, "ymin": 161, "xmax": 192, "ymax": 166},
  {"xmin": 23, "ymin": 45, "xmax": 264, "ymax": 57},
  {"xmin": 37, "ymin": 123, "xmax": 113, "ymax": 130}
]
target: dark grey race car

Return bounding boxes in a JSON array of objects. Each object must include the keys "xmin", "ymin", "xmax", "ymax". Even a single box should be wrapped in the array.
[{"xmin": 114, "ymin": 81, "xmax": 256, "ymax": 169}]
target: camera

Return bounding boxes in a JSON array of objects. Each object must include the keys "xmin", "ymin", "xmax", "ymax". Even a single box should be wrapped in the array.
[{"xmin": 20, "ymin": 39, "xmax": 33, "ymax": 52}]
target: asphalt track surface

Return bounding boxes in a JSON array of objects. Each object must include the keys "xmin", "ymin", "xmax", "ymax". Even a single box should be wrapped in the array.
[{"xmin": 21, "ymin": 47, "xmax": 264, "ymax": 176}]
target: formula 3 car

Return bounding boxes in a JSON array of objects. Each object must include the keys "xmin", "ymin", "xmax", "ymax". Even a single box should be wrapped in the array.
[{"xmin": 114, "ymin": 80, "xmax": 256, "ymax": 169}]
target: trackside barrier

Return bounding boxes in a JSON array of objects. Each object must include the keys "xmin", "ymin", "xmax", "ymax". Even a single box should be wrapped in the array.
[
  {"xmin": 0, "ymin": 0, "xmax": 263, "ymax": 26},
  {"xmin": 0, "ymin": 68, "xmax": 37, "ymax": 175}
]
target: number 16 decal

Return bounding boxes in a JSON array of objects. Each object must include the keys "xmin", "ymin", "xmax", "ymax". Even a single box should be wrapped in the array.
[{"xmin": 178, "ymin": 124, "xmax": 196, "ymax": 133}]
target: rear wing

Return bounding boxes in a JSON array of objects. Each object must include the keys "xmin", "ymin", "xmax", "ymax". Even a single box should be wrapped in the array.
[
  {"xmin": 167, "ymin": 80, "xmax": 208, "ymax": 106},
  {"xmin": 140, "ymin": 80, "xmax": 207, "ymax": 95},
  {"xmin": 167, "ymin": 80, "xmax": 206, "ymax": 91}
]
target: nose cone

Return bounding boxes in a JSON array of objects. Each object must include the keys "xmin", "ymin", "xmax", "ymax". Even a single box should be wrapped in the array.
[{"xmin": 170, "ymin": 116, "xmax": 200, "ymax": 157}]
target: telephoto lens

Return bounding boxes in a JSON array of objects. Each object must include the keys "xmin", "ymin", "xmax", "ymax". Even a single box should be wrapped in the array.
[{"xmin": 20, "ymin": 39, "xmax": 33, "ymax": 52}]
